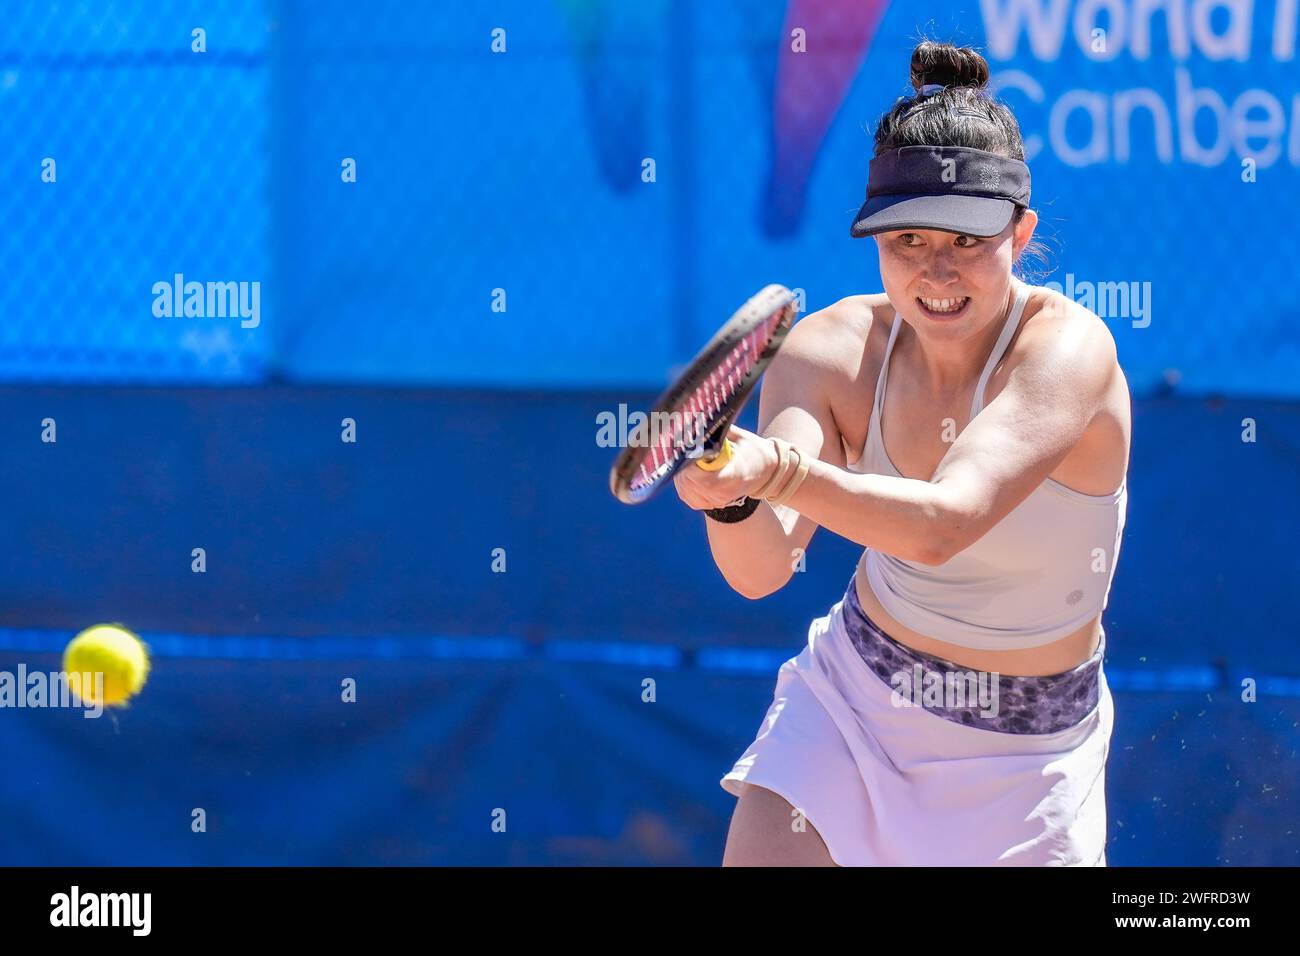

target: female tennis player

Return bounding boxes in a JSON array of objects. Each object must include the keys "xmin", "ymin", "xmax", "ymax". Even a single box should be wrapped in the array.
[{"xmin": 674, "ymin": 41, "xmax": 1130, "ymax": 866}]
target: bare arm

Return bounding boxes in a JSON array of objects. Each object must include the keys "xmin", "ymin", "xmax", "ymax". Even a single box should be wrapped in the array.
[
  {"xmin": 673, "ymin": 304, "xmax": 853, "ymax": 598},
  {"xmin": 779, "ymin": 301, "xmax": 1118, "ymax": 563},
  {"xmin": 924, "ymin": 304, "xmax": 1119, "ymax": 557}
]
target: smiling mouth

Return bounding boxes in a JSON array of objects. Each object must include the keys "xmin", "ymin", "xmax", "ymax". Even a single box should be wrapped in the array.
[{"xmin": 916, "ymin": 296, "xmax": 970, "ymax": 317}]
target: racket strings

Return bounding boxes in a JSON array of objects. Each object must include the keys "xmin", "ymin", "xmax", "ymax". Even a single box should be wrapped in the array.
[{"xmin": 632, "ymin": 310, "xmax": 784, "ymax": 491}]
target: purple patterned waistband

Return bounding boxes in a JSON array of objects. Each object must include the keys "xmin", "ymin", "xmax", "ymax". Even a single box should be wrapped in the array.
[{"xmin": 840, "ymin": 575, "xmax": 1103, "ymax": 735}]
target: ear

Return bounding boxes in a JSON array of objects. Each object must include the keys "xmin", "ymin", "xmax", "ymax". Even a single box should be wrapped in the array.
[{"xmin": 1012, "ymin": 208, "xmax": 1038, "ymax": 258}]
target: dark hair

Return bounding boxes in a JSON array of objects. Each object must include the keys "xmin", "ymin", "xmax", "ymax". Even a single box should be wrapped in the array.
[{"xmin": 873, "ymin": 40, "xmax": 1051, "ymax": 280}]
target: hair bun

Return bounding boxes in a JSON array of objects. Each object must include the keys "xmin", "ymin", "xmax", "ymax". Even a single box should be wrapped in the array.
[{"xmin": 909, "ymin": 41, "xmax": 989, "ymax": 95}]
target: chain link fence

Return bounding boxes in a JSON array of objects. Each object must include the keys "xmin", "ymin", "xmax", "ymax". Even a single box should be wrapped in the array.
[{"xmin": 0, "ymin": 0, "xmax": 1295, "ymax": 394}]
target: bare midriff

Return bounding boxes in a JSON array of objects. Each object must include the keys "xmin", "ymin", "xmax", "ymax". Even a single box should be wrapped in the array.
[
  {"xmin": 831, "ymin": 290, "xmax": 1125, "ymax": 679},
  {"xmin": 853, "ymin": 566, "xmax": 1102, "ymax": 677}
]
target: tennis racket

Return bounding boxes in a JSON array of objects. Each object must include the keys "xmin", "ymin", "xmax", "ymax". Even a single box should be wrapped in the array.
[{"xmin": 609, "ymin": 284, "xmax": 797, "ymax": 505}]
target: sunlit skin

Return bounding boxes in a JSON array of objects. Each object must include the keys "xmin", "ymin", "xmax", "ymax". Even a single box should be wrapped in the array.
[
  {"xmin": 848, "ymin": 208, "xmax": 1125, "ymax": 675},
  {"xmin": 674, "ymin": 208, "xmax": 1041, "ymax": 515},
  {"xmin": 674, "ymin": 200, "xmax": 1126, "ymax": 676},
  {"xmin": 875, "ymin": 209, "xmax": 1039, "ymax": 390},
  {"xmin": 681, "ymin": 205, "xmax": 1129, "ymax": 868}
]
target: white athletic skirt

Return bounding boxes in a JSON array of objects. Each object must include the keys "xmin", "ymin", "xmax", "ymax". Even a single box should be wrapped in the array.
[{"xmin": 721, "ymin": 587, "xmax": 1114, "ymax": 866}]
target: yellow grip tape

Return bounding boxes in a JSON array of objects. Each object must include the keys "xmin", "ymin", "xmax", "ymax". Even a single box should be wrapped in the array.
[{"xmin": 694, "ymin": 438, "xmax": 734, "ymax": 471}]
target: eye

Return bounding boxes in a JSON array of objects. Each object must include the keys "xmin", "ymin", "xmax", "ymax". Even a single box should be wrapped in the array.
[
  {"xmin": 898, "ymin": 233, "xmax": 921, "ymax": 246},
  {"xmin": 954, "ymin": 234, "xmax": 982, "ymax": 248}
]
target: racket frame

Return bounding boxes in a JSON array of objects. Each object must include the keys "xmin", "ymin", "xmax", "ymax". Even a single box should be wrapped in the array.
[{"xmin": 609, "ymin": 284, "xmax": 797, "ymax": 505}]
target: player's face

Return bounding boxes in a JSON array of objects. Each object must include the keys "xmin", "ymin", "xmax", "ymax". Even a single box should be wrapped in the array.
[{"xmin": 874, "ymin": 210, "xmax": 1036, "ymax": 339}]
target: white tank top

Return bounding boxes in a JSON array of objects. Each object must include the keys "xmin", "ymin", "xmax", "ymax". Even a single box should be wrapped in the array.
[{"xmin": 847, "ymin": 278, "xmax": 1128, "ymax": 650}]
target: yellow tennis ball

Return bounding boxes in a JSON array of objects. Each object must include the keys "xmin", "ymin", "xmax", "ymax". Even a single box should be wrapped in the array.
[{"xmin": 62, "ymin": 624, "xmax": 150, "ymax": 707}]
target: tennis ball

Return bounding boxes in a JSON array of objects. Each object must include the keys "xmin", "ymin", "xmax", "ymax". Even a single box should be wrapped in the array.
[{"xmin": 62, "ymin": 624, "xmax": 150, "ymax": 707}]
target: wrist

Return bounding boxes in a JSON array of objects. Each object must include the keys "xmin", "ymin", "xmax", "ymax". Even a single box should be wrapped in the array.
[
  {"xmin": 748, "ymin": 437, "xmax": 812, "ymax": 506},
  {"xmin": 767, "ymin": 443, "xmax": 810, "ymax": 505},
  {"xmin": 750, "ymin": 437, "xmax": 788, "ymax": 499}
]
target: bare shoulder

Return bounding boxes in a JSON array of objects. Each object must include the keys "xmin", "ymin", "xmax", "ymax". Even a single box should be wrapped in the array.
[
  {"xmin": 1008, "ymin": 283, "xmax": 1121, "ymax": 405},
  {"xmin": 756, "ymin": 292, "xmax": 884, "ymax": 455},
  {"xmin": 778, "ymin": 293, "xmax": 887, "ymax": 373},
  {"xmin": 1007, "ymin": 283, "xmax": 1132, "ymax": 488},
  {"xmin": 1024, "ymin": 283, "xmax": 1117, "ymax": 359}
]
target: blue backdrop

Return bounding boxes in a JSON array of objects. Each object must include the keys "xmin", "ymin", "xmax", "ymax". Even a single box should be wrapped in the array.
[
  {"xmin": 0, "ymin": 1, "xmax": 1297, "ymax": 866},
  {"xmin": 0, "ymin": 0, "xmax": 1296, "ymax": 392}
]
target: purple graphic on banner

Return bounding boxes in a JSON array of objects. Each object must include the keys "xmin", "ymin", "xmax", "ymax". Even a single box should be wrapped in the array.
[
  {"xmin": 764, "ymin": 0, "xmax": 890, "ymax": 236},
  {"xmin": 556, "ymin": 0, "xmax": 890, "ymax": 231}
]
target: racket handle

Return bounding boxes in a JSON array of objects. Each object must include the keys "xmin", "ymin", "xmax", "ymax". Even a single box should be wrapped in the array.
[{"xmin": 695, "ymin": 438, "xmax": 734, "ymax": 471}]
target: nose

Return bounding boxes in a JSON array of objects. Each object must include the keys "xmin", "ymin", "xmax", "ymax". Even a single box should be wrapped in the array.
[{"xmin": 922, "ymin": 252, "xmax": 960, "ymax": 287}]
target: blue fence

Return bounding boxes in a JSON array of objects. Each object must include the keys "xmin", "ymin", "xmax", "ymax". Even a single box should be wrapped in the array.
[{"xmin": 0, "ymin": 1, "xmax": 1296, "ymax": 392}]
